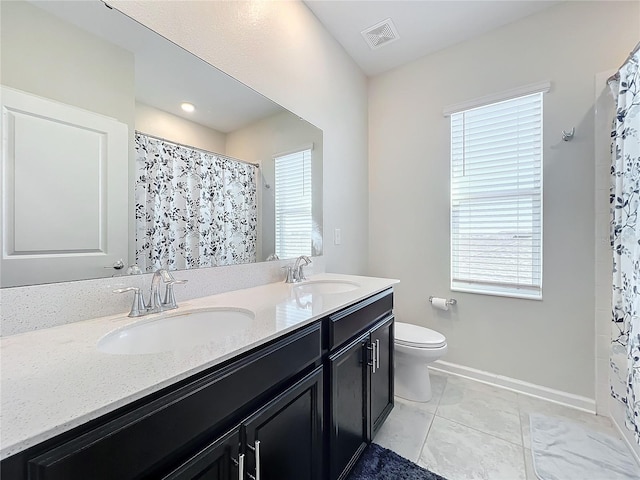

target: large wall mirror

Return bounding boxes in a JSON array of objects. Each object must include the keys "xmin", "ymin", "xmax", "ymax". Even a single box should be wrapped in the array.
[{"xmin": 0, "ymin": 0, "xmax": 323, "ymax": 288}]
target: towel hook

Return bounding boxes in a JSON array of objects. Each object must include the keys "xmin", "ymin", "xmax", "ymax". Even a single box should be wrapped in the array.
[{"xmin": 562, "ymin": 127, "xmax": 575, "ymax": 142}]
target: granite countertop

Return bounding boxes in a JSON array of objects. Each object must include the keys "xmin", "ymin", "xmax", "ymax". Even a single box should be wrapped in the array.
[{"xmin": 0, "ymin": 273, "xmax": 398, "ymax": 460}]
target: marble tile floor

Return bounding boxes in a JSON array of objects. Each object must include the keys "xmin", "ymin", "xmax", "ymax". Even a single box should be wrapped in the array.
[{"xmin": 374, "ymin": 370, "xmax": 631, "ymax": 480}]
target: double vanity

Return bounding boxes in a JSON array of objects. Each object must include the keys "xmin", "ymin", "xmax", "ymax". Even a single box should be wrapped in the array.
[{"xmin": 1, "ymin": 274, "xmax": 398, "ymax": 480}]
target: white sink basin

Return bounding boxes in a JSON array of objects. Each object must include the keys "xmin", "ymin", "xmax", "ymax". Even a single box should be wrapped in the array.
[
  {"xmin": 98, "ymin": 308, "xmax": 254, "ymax": 355},
  {"xmin": 293, "ymin": 280, "xmax": 359, "ymax": 295}
]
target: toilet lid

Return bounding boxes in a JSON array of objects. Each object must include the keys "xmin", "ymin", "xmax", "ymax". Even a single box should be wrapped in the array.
[{"xmin": 395, "ymin": 322, "xmax": 446, "ymax": 348}]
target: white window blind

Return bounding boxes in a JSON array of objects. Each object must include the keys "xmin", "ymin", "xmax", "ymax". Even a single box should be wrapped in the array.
[
  {"xmin": 275, "ymin": 149, "xmax": 312, "ymax": 259},
  {"xmin": 451, "ymin": 92, "xmax": 543, "ymax": 299}
]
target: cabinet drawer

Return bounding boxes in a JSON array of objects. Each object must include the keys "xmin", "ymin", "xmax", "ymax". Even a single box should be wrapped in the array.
[
  {"xmin": 328, "ymin": 289, "xmax": 393, "ymax": 350},
  {"xmin": 27, "ymin": 323, "xmax": 322, "ymax": 480}
]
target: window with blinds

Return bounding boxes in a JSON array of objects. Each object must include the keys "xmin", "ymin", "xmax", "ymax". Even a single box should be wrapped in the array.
[
  {"xmin": 450, "ymin": 92, "xmax": 543, "ymax": 299},
  {"xmin": 274, "ymin": 149, "xmax": 312, "ymax": 259}
]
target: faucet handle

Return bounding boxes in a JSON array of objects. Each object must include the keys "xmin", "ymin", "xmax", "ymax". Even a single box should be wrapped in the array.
[
  {"xmin": 162, "ymin": 279, "xmax": 187, "ymax": 309},
  {"xmin": 113, "ymin": 287, "xmax": 147, "ymax": 317},
  {"xmin": 295, "ymin": 266, "xmax": 308, "ymax": 282},
  {"xmin": 282, "ymin": 265, "xmax": 295, "ymax": 283}
]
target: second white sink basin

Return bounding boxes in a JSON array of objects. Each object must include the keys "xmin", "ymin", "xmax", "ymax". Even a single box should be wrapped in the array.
[
  {"xmin": 293, "ymin": 280, "xmax": 359, "ymax": 295},
  {"xmin": 98, "ymin": 308, "xmax": 254, "ymax": 355}
]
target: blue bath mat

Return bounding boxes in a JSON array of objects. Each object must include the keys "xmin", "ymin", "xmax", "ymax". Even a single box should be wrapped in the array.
[{"xmin": 348, "ymin": 443, "xmax": 447, "ymax": 480}]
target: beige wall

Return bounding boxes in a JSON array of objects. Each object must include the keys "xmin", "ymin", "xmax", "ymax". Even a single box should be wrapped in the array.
[
  {"xmin": 112, "ymin": 0, "xmax": 369, "ymax": 275},
  {"xmin": 368, "ymin": 1, "xmax": 639, "ymax": 398}
]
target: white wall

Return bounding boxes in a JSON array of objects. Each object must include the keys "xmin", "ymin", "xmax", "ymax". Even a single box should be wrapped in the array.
[
  {"xmin": 112, "ymin": 0, "xmax": 369, "ymax": 275},
  {"xmin": 368, "ymin": 1, "xmax": 639, "ymax": 399}
]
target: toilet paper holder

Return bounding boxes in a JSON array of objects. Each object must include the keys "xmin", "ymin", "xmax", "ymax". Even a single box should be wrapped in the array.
[{"xmin": 429, "ymin": 296, "xmax": 457, "ymax": 307}]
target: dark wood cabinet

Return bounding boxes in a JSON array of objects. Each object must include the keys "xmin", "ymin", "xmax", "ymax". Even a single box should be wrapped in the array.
[
  {"xmin": 162, "ymin": 426, "xmax": 242, "ymax": 480},
  {"xmin": 369, "ymin": 316, "xmax": 394, "ymax": 439},
  {"xmin": 244, "ymin": 367, "xmax": 323, "ymax": 480},
  {"xmin": 327, "ymin": 290, "xmax": 395, "ymax": 480},
  {"xmin": 164, "ymin": 367, "xmax": 323, "ymax": 480},
  {"xmin": 328, "ymin": 333, "xmax": 369, "ymax": 480}
]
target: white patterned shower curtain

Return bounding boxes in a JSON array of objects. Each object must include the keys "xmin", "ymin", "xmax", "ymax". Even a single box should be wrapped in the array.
[
  {"xmin": 610, "ymin": 44, "xmax": 640, "ymax": 443},
  {"xmin": 135, "ymin": 133, "xmax": 257, "ymax": 271}
]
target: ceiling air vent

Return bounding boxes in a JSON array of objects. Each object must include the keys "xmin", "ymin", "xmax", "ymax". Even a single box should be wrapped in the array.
[{"xmin": 361, "ymin": 18, "xmax": 400, "ymax": 50}]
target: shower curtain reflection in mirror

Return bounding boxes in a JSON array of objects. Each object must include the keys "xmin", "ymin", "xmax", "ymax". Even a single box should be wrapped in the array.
[{"xmin": 135, "ymin": 132, "xmax": 257, "ymax": 272}]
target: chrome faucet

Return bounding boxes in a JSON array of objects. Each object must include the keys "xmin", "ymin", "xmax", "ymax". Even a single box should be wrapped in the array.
[
  {"xmin": 293, "ymin": 255, "xmax": 312, "ymax": 282},
  {"xmin": 149, "ymin": 268, "xmax": 173, "ymax": 312},
  {"xmin": 282, "ymin": 256, "xmax": 312, "ymax": 283},
  {"xmin": 114, "ymin": 268, "xmax": 187, "ymax": 317}
]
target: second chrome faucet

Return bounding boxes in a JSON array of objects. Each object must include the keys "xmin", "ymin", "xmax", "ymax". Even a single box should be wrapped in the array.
[
  {"xmin": 283, "ymin": 255, "xmax": 312, "ymax": 283},
  {"xmin": 114, "ymin": 268, "xmax": 188, "ymax": 317}
]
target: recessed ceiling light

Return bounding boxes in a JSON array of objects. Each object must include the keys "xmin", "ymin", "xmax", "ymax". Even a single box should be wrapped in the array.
[{"xmin": 181, "ymin": 102, "xmax": 195, "ymax": 113}]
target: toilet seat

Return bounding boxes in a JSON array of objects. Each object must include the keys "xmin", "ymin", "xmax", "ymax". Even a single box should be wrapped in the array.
[{"xmin": 395, "ymin": 322, "xmax": 446, "ymax": 349}]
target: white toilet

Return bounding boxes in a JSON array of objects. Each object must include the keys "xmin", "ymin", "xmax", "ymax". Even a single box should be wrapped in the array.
[{"xmin": 394, "ymin": 322, "xmax": 447, "ymax": 402}]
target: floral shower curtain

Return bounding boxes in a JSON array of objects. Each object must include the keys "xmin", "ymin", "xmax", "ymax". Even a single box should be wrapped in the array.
[
  {"xmin": 610, "ymin": 45, "xmax": 640, "ymax": 443},
  {"xmin": 135, "ymin": 132, "xmax": 257, "ymax": 271}
]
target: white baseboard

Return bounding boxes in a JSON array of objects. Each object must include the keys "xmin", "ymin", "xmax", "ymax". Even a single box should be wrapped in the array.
[{"xmin": 430, "ymin": 360, "xmax": 597, "ymax": 413}]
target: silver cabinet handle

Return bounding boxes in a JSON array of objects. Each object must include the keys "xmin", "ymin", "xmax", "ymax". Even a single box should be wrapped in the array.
[
  {"xmin": 232, "ymin": 453, "xmax": 245, "ymax": 480},
  {"xmin": 247, "ymin": 440, "xmax": 261, "ymax": 480},
  {"xmin": 376, "ymin": 339, "xmax": 380, "ymax": 370},
  {"xmin": 372, "ymin": 341, "xmax": 377, "ymax": 374},
  {"xmin": 366, "ymin": 343, "xmax": 374, "ymax": 367},
  {"xmin": 255, "ymin": 440, "xmax": 261, "ymax": 480}
]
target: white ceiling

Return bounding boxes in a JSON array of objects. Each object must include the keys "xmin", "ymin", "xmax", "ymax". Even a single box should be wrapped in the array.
[
  {"xmin": 31, "ymin": 0, "xmax": 283, "ymax": 133},
  {"xmin": 303, "ymin": 1, "xmax": 561, "ymax": 77},
  {"xmin": 29, "ymin": 0, "xmax": 563, "ymax": 128}
]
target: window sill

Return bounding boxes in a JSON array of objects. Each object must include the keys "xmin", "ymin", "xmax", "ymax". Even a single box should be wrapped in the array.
[{"xmin": 451, "ymin": 284, "xmax": 542, "ymax": 301}]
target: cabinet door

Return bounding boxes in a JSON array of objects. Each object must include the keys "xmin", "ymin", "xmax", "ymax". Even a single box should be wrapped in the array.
[
  {"xmin": 162, "ymin": 427, "xmax": 242, "ymax": 480},
  {"xmin": 243, "ymin": 367, "xmax": 323, "ymax": 480},
  {"xmin": 329, "ymin": 333, "xmax": 368, "ymax": 480},
  {"xmin": 369, "ymin": 316, "xmax": 394, "ymax": 439}
]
